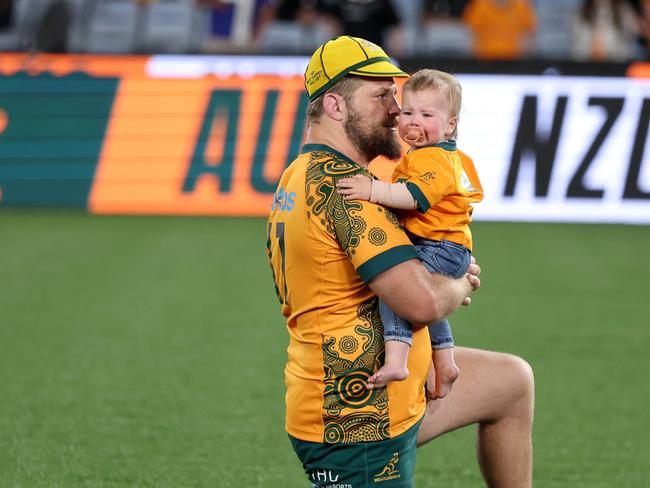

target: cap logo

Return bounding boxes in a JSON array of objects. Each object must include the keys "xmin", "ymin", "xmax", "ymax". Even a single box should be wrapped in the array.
[
  {"xmin": 306, "ymin": 69, "xmax": 323, "ymax": 89},
  {"xmin": 358, "ymin": 39, "xmax": 383, "ymax": 54}
]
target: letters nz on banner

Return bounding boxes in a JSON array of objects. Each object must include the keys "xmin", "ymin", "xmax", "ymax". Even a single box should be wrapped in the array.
[{"xmin": 457, "ymin": 75, "xmax": 650, "ymax": 224}]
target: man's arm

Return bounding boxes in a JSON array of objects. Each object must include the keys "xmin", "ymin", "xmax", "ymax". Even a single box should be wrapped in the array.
[{"xmin": 367, "ymin": 257, "xmax": 480, "ymax": 328}]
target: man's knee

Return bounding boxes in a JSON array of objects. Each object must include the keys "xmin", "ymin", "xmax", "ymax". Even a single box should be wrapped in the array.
[{"xmin": 501, "ymin": 354, "xmax": 535, "ymax": 405}]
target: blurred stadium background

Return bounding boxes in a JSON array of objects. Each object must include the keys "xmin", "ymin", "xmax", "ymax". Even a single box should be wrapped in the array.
[{"xmin": 1, "ymin": 0, "xmax": 649, "ymax": 487}]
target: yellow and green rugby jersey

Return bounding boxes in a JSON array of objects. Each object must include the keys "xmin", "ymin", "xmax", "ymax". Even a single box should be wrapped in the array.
[
  {"xmin": 393, "ymin": 142, "xmax": 483, "ymax": 251},
  {"xmin": 267, "ymin": 144, "xmax": 432, "ymax": 444}
]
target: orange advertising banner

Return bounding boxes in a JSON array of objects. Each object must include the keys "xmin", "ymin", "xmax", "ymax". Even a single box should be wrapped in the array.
[
  {"xmin": 90, "ymin": 75, "xmax": 310, "ymax": 215},
  {"xmin": 0, "ymin": 53, "xmax": 397, "ymax": 215}
]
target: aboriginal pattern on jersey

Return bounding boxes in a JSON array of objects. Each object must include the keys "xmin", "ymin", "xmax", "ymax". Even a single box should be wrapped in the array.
[
  {"xmin": 305, "ymin": 150, "xmax": 369, "ymax": 257},
  {"xmin": 304, "ymin": 150, "xmax": 402, "ymax": 254},
  {"xmin": 322, "ymin": 297, "xmax": 389, "ymax": 443},
  {"xmin": 380, "ymin": 205, "xmax": 402, "ymax": 232},
  {"xmin": 304, "ymin": 149, "xmax": 401, "ymax": 443}
]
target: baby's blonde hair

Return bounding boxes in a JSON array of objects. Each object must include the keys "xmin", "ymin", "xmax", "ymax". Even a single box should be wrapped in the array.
[{"xmin": 403, "ymin": 69, "xmax": 462, "ymax": 138}]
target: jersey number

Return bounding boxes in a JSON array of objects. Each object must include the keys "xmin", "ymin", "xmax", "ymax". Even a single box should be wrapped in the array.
[{"xmin": 267, "ymin": 222, "xmax": 288, "ymax": 305}]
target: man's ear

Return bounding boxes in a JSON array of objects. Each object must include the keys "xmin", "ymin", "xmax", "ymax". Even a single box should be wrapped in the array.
[{"xmin": 322, "ymin": 93, "xmax": 346, "ymax": 122}]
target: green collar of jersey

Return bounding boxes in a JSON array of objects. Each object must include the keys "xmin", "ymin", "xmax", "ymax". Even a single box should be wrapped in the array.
[
  {"xmin": 417, "ymin": 140, "xmax": 457, "ymax": 151},
  {"xmin": 301, "ymin": 144, "xmax": 360, "ymax": 167}
]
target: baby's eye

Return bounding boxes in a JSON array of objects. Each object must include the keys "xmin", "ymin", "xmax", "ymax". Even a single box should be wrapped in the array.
[{"xmin": 402, "ymin": 110, "xmax": 412, "ymax": 116}]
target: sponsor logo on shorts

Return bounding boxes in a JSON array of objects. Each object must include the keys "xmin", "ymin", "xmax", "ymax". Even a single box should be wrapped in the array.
[
  {"xmin": 309, "ymin": 468, "xmax": 352, "ymax": 487},
  {"xmin": 312, "ymin": 485, "xmax": 352, "ymax": 488},
  {"xmin": 373, "ymin": 452, "xmax": 401, "ymax": 483}
]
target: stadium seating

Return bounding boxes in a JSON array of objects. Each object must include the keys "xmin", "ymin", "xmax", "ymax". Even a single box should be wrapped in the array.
[
  {"xmin": 258, "ymin": 20, "xmax": 330, "ymax": 55},
  {"xmin": 0, "ymin": 0, "xmax": 47, "ymax": 51},
  {"xmin": 140, "ymin": 0, "xmax": 209, "ymax": 54},
  {"xmin": 1, "ymin": 0, "xmax": 641, "ymax": 61},
  {"xmin": 534, "ymin": 0, "xmax": 581, "ymax": 59},
  {"xmin": 83, "ymin": 0, "xmax": 141, "ymax": 53},
  {"xmin": 416, "ymin": 21, "xmax": 472, "ymax": 57}
]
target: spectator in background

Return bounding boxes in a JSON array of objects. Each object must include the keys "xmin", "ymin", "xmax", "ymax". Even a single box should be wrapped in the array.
[
  {"xmin": 423, "ymin": 0, "xmax": 468, "ymax": 19},
  {"xmin": 0, "ymin": 0, "xmax": 13, "ymax": 31},
  {"xmin": 625, "ymin": 0, "xmax": 650, "ymax": 57},
  {"xmin": 34, "ymin": 0, "xmax": 72, "ymax": 53},
  {"xmin": 256, "ymin": 0, "xmax": 336, "ymax": 52},
  {"xmin": 462, "ymin": 0, "xmax": 536, "ymax": 60},
  {"xmin": 418, "ymin": 0, "xmax": 472, "ymax": 57},
  {"xmin": 199, "ymin": 0, "xmax": 271, "ymax": 51},
  {"xmin": 637, "ymin": 0, "xmax": 650, "ymax": 57},
  {"xmin": 258, "ymin": 0, "xmax": 323, "ymax": 26},
  {"xmin": 572, "ymin": 0, "xmax": 640, "ymax": 61},
  {"xmin": 317, "ymin": 0, "xmax": 400, "ymax": 48}
]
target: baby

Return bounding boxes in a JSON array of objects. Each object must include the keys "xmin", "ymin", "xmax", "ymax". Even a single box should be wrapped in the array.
[{"xmin": 336, "ymin": 69, "xmax": 483, "ymax": 399}]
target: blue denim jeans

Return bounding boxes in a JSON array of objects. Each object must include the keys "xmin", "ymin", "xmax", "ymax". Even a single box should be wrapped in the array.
[{"xmin": 380, "ymin": 238, "xmax": 471, "ymax": 348}]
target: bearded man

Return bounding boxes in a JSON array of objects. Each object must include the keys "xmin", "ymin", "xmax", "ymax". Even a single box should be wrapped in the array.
[{"xmin": 266, "ymin": 36, "xmax": 534, "ymax": 488}]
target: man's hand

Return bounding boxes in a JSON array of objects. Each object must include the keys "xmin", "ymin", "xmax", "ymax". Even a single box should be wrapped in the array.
[
  {"xmin": 462, "ymin": 255, "xmax": 481, "ymax": 306},
  {"xmin": 336, "ymin": 174, "xmax": 372, "ymax": 201}
]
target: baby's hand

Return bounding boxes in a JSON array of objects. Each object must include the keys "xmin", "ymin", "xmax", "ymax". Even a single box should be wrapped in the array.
[{"xmin": 336, "ymin": 174, "xmax": 373, "ymax": 201}]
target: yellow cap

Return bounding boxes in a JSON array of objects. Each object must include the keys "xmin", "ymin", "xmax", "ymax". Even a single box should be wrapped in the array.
[{"xmin": 304, "ymin": 36, "xmax": 408, "ymax": 101}]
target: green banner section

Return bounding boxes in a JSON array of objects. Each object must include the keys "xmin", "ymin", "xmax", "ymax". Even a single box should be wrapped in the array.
[{"xmin": 0, "ymin": 73, "xmax": 118, "ymax": 208}]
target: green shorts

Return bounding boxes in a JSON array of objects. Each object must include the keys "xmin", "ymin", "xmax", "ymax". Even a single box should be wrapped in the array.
[{"xmin": 289, "ymin": 416, "xmax": 423, "ymax": 488}]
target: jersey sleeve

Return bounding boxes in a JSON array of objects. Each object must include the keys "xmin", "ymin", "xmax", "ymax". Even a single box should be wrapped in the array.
[
  {"xmin": 458, "ymin": 149, "xmax": 484, "ymax": 198},
  {"xmin": 330, "ymin": 194, "xmax": 417, "ymax": 283},
  {"xmin": 392, "ymin": 151, "xmax": 454, "ymax": 213}
]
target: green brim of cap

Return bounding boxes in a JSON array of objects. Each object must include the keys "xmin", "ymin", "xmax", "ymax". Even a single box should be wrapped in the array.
[
  {"xmin": 350, "ymin": 59, "xmax": 409, "ymax": 78},
  {"xmin": 309, "ymin": 57, "xmax": 408, "ymax": 101}
]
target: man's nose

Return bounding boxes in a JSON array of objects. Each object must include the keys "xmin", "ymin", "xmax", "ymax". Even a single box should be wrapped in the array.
[{"xmin": 388, "ymin": 95, "xmax": 400, "ymax": 115}]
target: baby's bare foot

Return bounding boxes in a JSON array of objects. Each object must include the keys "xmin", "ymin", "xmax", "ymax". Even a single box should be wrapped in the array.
[
  {"xmin": 432, "ymin": 363, "xmax": 460, "ymax": 399},
  {"xmin": 366, "ymin": 365, "xmax": 409, "ymax": 390}
]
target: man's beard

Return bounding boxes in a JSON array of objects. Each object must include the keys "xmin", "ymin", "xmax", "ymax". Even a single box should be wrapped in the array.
[{"xmin": 344, "ymin": 106, "xmax": 402, "ymax": 161}]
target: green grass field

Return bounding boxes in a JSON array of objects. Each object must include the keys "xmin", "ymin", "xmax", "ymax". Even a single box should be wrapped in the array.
[{"xmin": 1, "ymin": 211, "xmax": 648, "ymax": 487}]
